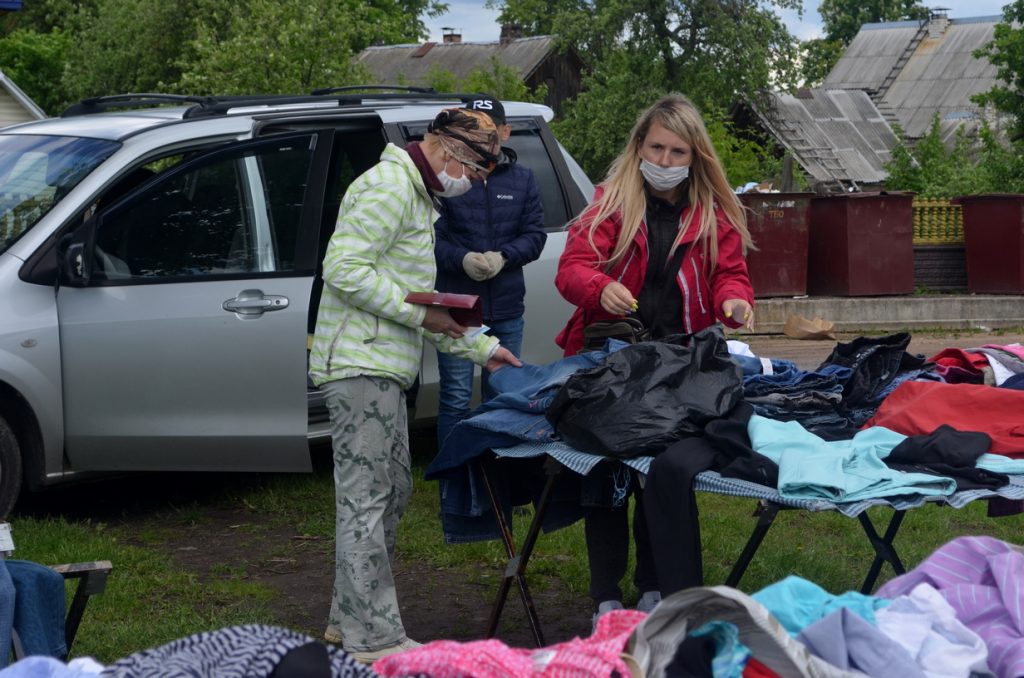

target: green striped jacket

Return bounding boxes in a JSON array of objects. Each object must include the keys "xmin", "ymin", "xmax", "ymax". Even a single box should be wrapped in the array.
[{"xmin": 309, "ymin": 143, "xmax": 498, "ymax": 390}]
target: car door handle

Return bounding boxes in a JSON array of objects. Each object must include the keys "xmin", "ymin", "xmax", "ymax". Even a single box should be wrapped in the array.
[{"xmin": 223, "ymin": 289, "xmax": 289, "ymax": 316}]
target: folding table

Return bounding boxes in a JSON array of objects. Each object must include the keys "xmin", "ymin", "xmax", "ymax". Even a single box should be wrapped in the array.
[{"xmin": 477, "ymin": 443, "xmax": 1024, "ymax": 647}]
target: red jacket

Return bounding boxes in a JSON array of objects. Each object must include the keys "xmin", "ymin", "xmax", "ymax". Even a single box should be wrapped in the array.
[{"xmin": 554, "ymin": 194, "xmax": 754, "ymax": 356}]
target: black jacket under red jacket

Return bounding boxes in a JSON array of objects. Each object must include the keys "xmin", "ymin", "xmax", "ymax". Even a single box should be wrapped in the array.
[{"xmin": 433, "ymin": 151, "xmax": 546, "ymax": 322}]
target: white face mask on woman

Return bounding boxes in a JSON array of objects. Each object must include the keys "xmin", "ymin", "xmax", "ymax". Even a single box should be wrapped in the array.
[
  {"xmin": 639, "ymin": 158, "xmax": 689, "ymax": 191},
  {"xmin": 436, "ymin": 168, "xmax": 473, "ymax": 197}
]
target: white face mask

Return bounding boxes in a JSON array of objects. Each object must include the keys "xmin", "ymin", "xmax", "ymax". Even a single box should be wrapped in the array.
[
  {"xmin": 436, "ymin": 167, "xmax": 473, "ymax": 197},
  {"xmin": 639, "ymin": 158, "xmax": 689, "ymax": 191}
]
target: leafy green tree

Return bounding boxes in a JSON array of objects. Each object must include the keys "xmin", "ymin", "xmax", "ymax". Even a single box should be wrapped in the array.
[
  {"xmin": 493, "ymin": 0, "xmax": 802, "ymax": 109},
  {"xmin": 177, "ymin": 0, "xmax": 379, "ymax": 94},
  {"xmin": 0, "ymin": 28, "xmax": 70, "ymax": 114},
  {"xmin": 489, "ymin": 0, "xmax": 802, "ymax": 180},
  {"xmin": 973, "ymin": 0, "xmax": 1024, "ymax": 142},
  {"xmin": 461, "ymin": 57, "xmax": 546, "ymax": 103},
  {"xmin": 60, "ymin": 0, "xmax": 447, "ymax": 100},
  {"xmin": 0, "ymin": 0, "xmax": 97, "ymax": 35},
  {"xmin": 884, "ymin": 116, "xmax": 1024, "ymax": 196},
  {"xmin": 801, "ymin": 0, "xmax": 928, "ymax": 86},
  {"xmin": 61, "ymin": 0, "xmax": 227, "ymax": 100}
]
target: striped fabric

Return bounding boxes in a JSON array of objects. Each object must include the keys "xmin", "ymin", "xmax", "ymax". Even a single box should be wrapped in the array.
[
  {"xmin": 492, "ymin": 444, "xmax": 1024, "ymax": 517},
  {"xmin": 101, "ymin": 624, "xmax": 373, "ymax": 678},
  {"xmin": 877, "ymin": 536, "xmax": 1024, "ymax": 678}
]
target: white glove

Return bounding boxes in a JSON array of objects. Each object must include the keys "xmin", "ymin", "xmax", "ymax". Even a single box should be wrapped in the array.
[
  {"xmin": 481, "ymin": 251, "xmax": 505, "ymax": 279},
  {"xmin": 462, "ymin": 252, "xmax": 491, "ymax": 281}
]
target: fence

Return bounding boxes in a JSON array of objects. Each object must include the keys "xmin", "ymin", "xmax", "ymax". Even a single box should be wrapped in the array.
[{"xmin": 913, "ymin": 198, "xmax": 963, "ymax": 245}]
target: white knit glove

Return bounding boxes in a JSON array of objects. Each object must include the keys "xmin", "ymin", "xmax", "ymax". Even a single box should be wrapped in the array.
[
  {"xmin": 462, "ymin": 252, "xmax": 491, "ymax": 281},
  {"xmin": 481, "ymin": 251, "xmax": 505, "ymax": 279}
]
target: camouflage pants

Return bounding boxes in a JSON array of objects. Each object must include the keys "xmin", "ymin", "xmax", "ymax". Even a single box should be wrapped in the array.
[{"xmin": 322, "ymin": 376, "xmax": 412, "ymax": 652}]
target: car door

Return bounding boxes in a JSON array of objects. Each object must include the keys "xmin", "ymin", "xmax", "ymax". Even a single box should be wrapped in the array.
[{"xmin": 57, "ymin": 132, "xmax": 320, "ymax": 472}]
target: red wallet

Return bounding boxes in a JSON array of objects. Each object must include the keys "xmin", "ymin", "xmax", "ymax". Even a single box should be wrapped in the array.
[{"xmin": 405, "ymin": 292, "xmax": 483, "ymax": 327}]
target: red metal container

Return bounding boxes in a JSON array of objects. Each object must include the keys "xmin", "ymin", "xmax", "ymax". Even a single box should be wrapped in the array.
[
  {"xmin": 957, "ymin": 194, "xmax": 1024, "ymax": 294},
  {"xmin": 807, "ymin": 192, "xmax": 915, "ymax": 296},
  {"xmin": 740, "ymin": 192, "xmax": 813, "ymax": 297}
]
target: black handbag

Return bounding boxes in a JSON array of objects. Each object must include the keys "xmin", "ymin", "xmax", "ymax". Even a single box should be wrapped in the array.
[{"xmin": 582, "ymin": 316, "xmax": 651, "ymax": 352}]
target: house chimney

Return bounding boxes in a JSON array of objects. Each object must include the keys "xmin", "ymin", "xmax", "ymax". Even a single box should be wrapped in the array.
[
  {"xmin": 442, "ymin": 27, "xmax": 462, "ymax": 44},
  {"xmin": 928, "ymin": 7, "xmax": 949, "ymax": 38},
  {"xmin": 500, "ymin": 23, "xmax": 523, "ymax": 45}
]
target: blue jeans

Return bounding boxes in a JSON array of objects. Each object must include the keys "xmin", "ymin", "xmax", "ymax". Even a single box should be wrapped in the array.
[{"xmin": 436, "ymin": 316, "xmax": 524, "ymax": 448}]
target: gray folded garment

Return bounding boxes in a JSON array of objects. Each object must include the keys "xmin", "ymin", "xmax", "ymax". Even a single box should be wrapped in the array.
[{"xmin": 627, "ymin": 585, "xmax": 870, "ymax": 678}]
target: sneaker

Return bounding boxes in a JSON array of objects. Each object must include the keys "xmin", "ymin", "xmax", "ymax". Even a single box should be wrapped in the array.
[
  {"xmin": 591, "ymin": 599, "xmax": 625, "ymax": 633},
  {"xmin": 636, "ymin": 590, "xmax": 662, "ymax": 614},
  {"xmin": 348, "ymin": 637, "xmax": 422, "ymax": 665},
  {"xmin": 323, "ymin": 626, "xmax": 343, "ymax": 645}
]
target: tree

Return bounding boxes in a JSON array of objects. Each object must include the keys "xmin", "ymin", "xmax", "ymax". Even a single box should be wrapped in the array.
[
  {"xmin": 177, "ymin": 0, "xmax": 373, "ymax": 95},
  {"xmin": 0, "ymin": 29, "xmax": 71, "ymax": 114},
  {"xmin": 489, "ymin": 0, "xmax": 802, "ymax": 180},
  {"xmin": 493, "ymin": 0, "xmax": 802, "ymax": 108},
  {"xmin": 0, "ymin": 0, "xmax": 97, "ymax": 35},
  {"xmin": 884, "ymin": 116, "xmax": 1024, "ymax": 196},
  {"xmin": 59, "ymin": 0, "xmax": 447, "ymax": 100},
  {"xmin": 801, "ymin": 0, "xmax": 929, "ymax": 86},
  {"xmin": 61, "ymin": 0, "xmax": 228, "ymax": 100},
  {"xmin": 973, "ymin": 0, "xmax": 1024, "ymax": 142}
]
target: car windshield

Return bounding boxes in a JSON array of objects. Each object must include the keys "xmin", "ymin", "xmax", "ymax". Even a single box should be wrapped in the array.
[{"xmin": 0, "ymin": 134, "xmax": 120, "ymax": 254}]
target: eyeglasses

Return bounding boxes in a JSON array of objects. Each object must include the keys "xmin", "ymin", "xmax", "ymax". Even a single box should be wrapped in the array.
[{"xmin": 457, "ymin": 158, "xmax": 496, "ymax": 174}]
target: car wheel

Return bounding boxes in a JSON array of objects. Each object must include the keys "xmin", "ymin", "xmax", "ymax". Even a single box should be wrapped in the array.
[{"xmin": 0, "ymin": 416, "xmax": 23, "ymax": 519}]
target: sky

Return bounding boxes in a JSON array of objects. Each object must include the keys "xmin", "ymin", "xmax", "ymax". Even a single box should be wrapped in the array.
[{"xmin": 423, "ymin": 0, "xmax": 1013, "ymax": 44}]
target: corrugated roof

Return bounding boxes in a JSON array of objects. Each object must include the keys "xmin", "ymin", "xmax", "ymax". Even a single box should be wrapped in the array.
[
  {"xmin": 356, "ymin": 36, "xmax": 557, "ymax": 85},
  {"xmin": 822, "ymin": 15, "xmax": 1003, "ymax": 139},
  {"xmin": 748, "ymin": 89, "xmax": 896, "ymax": 187}
]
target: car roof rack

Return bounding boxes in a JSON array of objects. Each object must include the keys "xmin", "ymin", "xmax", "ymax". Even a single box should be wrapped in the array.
[
  {"xmin": 61, "ymin": 93, "xmax": 219, "ymax": 117},
  {"xmin": 60, "ymin": 87, "xmax": 490, "ymax": 119}
]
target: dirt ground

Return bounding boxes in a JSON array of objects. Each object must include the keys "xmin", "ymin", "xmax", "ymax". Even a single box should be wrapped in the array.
[{"xmin": 17, "ymin": 328, "xmax": 1024, "ymax": 652}]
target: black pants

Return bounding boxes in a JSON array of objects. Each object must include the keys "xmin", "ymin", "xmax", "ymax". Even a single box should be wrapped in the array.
[{"xmin": 584, "ymin": 471, "xmax": 658, "ymax": 606}]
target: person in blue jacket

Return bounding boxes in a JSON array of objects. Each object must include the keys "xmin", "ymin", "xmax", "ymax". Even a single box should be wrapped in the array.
[{"xmin": 433, "ymin": 95, "xmax": 547, "ymax": 448}]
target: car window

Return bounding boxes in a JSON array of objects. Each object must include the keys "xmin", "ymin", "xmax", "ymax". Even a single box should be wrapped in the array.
[
  {"xmin": 397, "ymin": 119, "xmax": 573, "ymax": 232},
  {"xmin": 92, "ymin": 134, "xmax": 314, "ymax": 282},
  {"xmin": 0, "ymin": 134, "xmax": 120, "ymax": 254},
  {"xmin": 502, "ymin": 128, "xmax": 570, "ymax": 231}
]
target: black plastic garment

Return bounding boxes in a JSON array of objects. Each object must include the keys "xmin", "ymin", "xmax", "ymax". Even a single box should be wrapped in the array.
[{"xmin": 545, "ymin": 326, "xmax": 743, "ymax": 458}]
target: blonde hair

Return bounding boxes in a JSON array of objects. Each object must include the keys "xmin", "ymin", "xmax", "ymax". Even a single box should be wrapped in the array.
[{"xmin": 579, "ymin": 94, "xmax": 753, "ymax": 270}]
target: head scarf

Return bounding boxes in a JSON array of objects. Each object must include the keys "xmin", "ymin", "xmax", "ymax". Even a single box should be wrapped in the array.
[{"xmin": 427, "ymin": 108, "xmax": 500, "ymax": 169}]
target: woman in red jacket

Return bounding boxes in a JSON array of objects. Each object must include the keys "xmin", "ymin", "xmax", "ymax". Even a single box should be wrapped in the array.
[{"xmin": 554, "ymin": 93, "xmax": 755, "ymax": 624}]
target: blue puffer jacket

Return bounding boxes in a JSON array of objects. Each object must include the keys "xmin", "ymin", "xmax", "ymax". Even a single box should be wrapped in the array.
[{"xmin": 434, "ymin": 150, "xmax": 546, "ymax": 321}]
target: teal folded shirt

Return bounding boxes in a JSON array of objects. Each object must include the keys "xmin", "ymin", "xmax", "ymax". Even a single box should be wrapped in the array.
[{"xmin": 747, "ymin": 416, "xmax": 957, "ymax": 503}]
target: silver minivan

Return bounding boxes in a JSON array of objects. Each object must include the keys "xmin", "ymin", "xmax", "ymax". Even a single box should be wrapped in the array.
[{"xmin": 0, "ymin": 91, "xmax": 593, "ymax": 516}]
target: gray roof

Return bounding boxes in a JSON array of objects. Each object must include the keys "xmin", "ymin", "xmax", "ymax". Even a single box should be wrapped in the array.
[
  {"xmin": 749, "ymin": 89, "xmax": 898, "ymax": 187},
  {"xmin": 356, "ymin": 36, "xmax": 558, "ymax": 85},
  {"xmin": 823, "ymin": 15, "xmax": 1004, "ymax": 141}
]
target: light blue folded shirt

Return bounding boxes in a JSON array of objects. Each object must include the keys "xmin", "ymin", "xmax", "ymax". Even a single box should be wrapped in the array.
[{"xmin": 748, "ymin": 416, "xmax": 957, "ymax": 503}]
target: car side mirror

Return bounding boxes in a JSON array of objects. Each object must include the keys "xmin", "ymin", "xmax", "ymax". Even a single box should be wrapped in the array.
[{"xmin": 57, "ymin": 222, "xmax": 94, "ymax": 288}]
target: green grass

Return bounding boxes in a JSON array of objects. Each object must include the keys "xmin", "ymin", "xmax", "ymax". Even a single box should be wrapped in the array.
[{"xmin": 8, "ymin": 458, "xmax": 1024, "ymax": 662}]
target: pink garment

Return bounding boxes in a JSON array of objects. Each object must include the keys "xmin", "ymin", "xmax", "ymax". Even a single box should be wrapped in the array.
[
  {"xmin": 864, "ymin": 380, "xmax": 1024, "ymax": 456},
  {"xmin": 373, "ymin": 609, "xmax": 646, "ymax": 678},
  {"xmin": 984, "ymin": 343, "xmax": 1024, "ymax": 360}
]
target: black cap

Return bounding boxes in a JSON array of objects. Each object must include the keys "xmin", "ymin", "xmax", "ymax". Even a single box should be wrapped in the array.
[{"xmin": 463, "ymin": 95, "xmax": 506, "ymax": 126}]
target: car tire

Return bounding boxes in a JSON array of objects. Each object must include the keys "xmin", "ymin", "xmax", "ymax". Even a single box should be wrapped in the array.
[{"xmin": 0, "ymin": 416, "xmax": 23, "ymax": 519}]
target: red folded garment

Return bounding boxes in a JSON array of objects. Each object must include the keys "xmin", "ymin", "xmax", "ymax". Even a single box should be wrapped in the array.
[{"xmin": 864, "ymin": 381, "xmax": 1024, "ymax": 456}]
